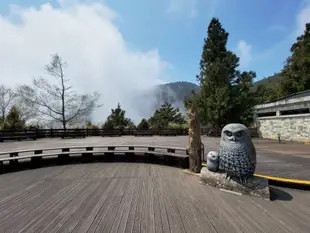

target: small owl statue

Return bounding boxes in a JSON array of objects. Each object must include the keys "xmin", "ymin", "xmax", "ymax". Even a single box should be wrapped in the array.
[
  {"xmin": 206, "ymin": 151, "xmax": 219, "ymax": 172},
  {"xmin": 218, "ymin": 123, "xmax": 256, "ymax": 183}
]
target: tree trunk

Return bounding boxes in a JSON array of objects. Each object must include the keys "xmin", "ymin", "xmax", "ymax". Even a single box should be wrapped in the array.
[
  {"xmin": 62, "ymin": 121, "xmax": 67, "ymax": 132},
  {"xmin": 187, "ymin": 104, "xmax": 202, "ymax": 173}
]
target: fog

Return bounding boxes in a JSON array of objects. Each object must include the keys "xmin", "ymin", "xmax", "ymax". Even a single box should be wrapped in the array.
[{"xmin": 0, "ymin": 1, "xmax": 173, "ymax": 125}]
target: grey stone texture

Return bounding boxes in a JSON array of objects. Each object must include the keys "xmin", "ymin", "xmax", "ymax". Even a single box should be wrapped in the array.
[
  {"xmin": 255, "ymin": 90, "xmax": 310, "ymax": 143},
  {"xmin": 200, "ymin": 167, "xmax": 270, "ymax": 200},
  {"xmin": 258, "ymin": 115, "xmax": 310, "ymax": 143}
]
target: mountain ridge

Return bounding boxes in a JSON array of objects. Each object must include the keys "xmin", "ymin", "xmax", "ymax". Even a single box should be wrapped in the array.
[{"xmin": 153, "ymin": 78, "xmax": 273, "ymax": 110}]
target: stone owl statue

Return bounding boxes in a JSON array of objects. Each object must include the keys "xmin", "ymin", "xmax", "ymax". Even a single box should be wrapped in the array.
[
  {"xmin": 218, "ymin": 123, "xmax": 256, "ymax": 183},
  {"xmin": 206, "ymin": 151, "xmax": 219, "ymax": 172}
]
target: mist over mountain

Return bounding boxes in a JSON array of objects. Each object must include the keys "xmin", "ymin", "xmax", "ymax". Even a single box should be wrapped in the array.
[
  {"xmin": 153, "ymin": 81, "xmax": 199, "ymax": 110},
  {"xmin": 142, "ymin": 78, "xmax": 266, "ymax": 120},
  {"xmin": 131, "ymin": 81, "xmax": 199, "ymax": 121}
]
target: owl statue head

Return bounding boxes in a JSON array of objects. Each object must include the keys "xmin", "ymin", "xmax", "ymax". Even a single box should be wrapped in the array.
[
  {"xmin": 221, "ymin": 123, "xmax": 250, "ymax": 143},
  {"xmin": 207, "ymin": 151, "xmax": 219, "ymax": 163},
  {"xmin": 206, "ymin": 151, "xmax": 219, "ymax": 172}
]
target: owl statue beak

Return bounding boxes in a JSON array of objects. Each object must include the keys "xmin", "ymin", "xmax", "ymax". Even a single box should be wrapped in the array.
[{"xmin": 232, "ymin": 136, "xmax": 236, "ymax": 141}]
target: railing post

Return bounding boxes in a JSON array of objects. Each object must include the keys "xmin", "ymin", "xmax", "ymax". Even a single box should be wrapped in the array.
[
  {"xmin": 105, "ymin": 146, "xmax": 115, "ymax": 161},
  {"xmin": 82, "ymin": 147, "xmax": 94, "ymax": 162},
  {"xmin": 125, "ymin": 146, "xmax": 135, "ymax": 161},
  {"xmin": 58, "ymin": 148, "xmax": 70, "ymax": 162},
  {"xmin": 167, "ymin": 148, "xmax": 175, "ymax": 153},
  {"xmin": 34, "ymin": 150, "xmax": 43, "ymax": 154},
  {"xmin": 32, "ymin": 150, "xmax": 43, "ymax": 165},
  {"xmin": 9, "ymin": 152, "xmax": 18, "ymax": 165}
]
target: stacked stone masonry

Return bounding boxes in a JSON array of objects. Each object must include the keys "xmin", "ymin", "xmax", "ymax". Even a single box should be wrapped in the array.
[
  {"xmin": 258, "ymin": 115, "xmax": 310, "ymax": 142},
  {"xmin": 255, "ymin": 90, "xmax": 310, "ymax": 143}
]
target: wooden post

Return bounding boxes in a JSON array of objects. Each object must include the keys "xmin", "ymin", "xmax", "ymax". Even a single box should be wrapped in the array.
[{"xmin": 187, "ymin": 103, "xmax": 202, "ymax": 173}]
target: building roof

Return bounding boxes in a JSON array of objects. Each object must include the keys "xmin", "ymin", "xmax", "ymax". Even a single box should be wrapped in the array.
[
  {"xmin": 255, "ymin": 89, "xmax": 310, "ymax": 110},
  {"xmin": 264, "ymin": 90, "xmax": 310, "ymax": 104}
]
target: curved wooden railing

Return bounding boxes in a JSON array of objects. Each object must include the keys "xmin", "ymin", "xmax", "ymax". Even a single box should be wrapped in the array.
[
  {"xmin": 0, "ymin": 145, "xmax": 190, "ymax": 169},
  {"xmin": 1, "ymin": 144, "xmax": 309, "ymax": 189}
]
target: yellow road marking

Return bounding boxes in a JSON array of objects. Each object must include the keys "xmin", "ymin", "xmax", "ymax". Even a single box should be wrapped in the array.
[{"xmin": 201, "ymin": 163, "xmax": 310, "ymax": 185}]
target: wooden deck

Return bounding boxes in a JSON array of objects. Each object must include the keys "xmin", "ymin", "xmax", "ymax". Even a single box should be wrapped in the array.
[{"xmin": 0, "ymin": 163, "xmax": 309, "ymax": 233}]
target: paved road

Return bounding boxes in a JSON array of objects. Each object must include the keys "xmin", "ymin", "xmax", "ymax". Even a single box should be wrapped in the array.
[{"xmin": 0, "ymin": 136, "xmax": 309, "ymax": 180}]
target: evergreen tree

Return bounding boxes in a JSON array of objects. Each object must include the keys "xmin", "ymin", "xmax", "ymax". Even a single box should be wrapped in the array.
[
  {"xmin": 137, "ymin": 118, "xmax": 149, "ymax": 129},
  {"xmin": 125, "ymin": 119, "xmax": 136, "ymax": 129},
  {"xmin": 193, "ymin": 17, "xmax": 257, "ymax": 129},
  {"xmin": 280, "ymin": 23, "xmax": 310, "ymax": 95},
  {"xmin": 148, "ymin": 102, "xmax": 185, "ymax": 129},
  {"xmin": 195, "ymin": 18, "xmax": 239, "ymax": 130},
  {"xmin": 3, "ymin": 106, "xmax": 25, "ymax": 130},
  {"xmin": 231, "ymin": 71, "xmax": 256, "ymax": 125},
  {"xmin": 102, "ymin": 103, "xmax": 133, "ymax": 129}
]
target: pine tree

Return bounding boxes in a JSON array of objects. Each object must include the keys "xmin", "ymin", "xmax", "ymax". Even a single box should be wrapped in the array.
[
  {"xmin": 280, "ymin": 23, "xmax": 310, "ymax": 95},
  {"xmin": 195, "ymin": 18, "xmax": 239, "ymax": 131},
  {"xmin": 148, "ymin": 102, "xmax": 185, "ymax": 129},
  {"xmin": 102, "ymin": 103, "xmax": 133, "ymax": 129},
  {"xmin": 231, "ymin": 71, "xmax": 256, "ymax": 125},
  {"xmin": 3, "ymin": 106, "xmax": 25, "ymax": 130},
  {"xmin": 137, "ymin": 118, "xmax": 149, "ymax": 129}
]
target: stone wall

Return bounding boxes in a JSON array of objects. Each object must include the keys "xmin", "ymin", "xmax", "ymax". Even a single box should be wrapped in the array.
[{"xmin": 257, "ymin": 114, "xmax": 310, "ymax": 143}]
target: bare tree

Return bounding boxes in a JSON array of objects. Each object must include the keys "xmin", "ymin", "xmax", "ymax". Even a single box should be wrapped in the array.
[
  {"xmin": 18, "ymin": 54, "xmax": 101, "ymax": 131},
  {"xmin": 0, "ymin": 85, "xmax": 16, "ymax": 127}
]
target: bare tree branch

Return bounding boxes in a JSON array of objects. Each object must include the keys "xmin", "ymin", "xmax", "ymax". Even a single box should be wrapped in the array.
[
  {"xmin": 0, "ymin": 85, "xmax": 17, "ymax": 127},
  {"xmin": 18, "ymin": 54, "xmax": 101, "ymax": 130}
]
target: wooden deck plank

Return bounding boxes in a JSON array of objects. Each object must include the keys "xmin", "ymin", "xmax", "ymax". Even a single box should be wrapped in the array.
[
  {"xmin": 13, "ymin": 180, "xmax": 89, "ymax": 233},
  {"xmin": 1, "ymin": 179, "xmax": 78, "ymax": 232},
  {"xmin": 153, "ymin": 180, "xmax": 164, "ymax": 233},
  {"xmin": 84, "ymin": 176, "xmax": 126, "ymax": 233},
  {"xmin": 94, "ymin": 178, "xmax": 128, "ymax": 233},
  {"xmin": 140, "ymin": 178, "xmax": 153, "ymax": 233},
  {"xmin": 171, "ymin": 172, "xmax": 217, "ymax": 233},
  {"xmin": 109, "ymin": 178, "xmax": 136, "ymax": 233},
  {"xmin": 158, "ymin": 176, "xmax": 186, "ymax": 233},
  {"xmin": 36, "ymin": 180, "xmax": 102, "ymax": 233},
  {"xmin": 146, "ymin": 178, "xmax": 156, "ymax": 233},
  {"xmin": 156, "ymin": 180, "xmax": 171, "ymax": 233},
  {"xmin": 0, "ymin": 163, "xmax": 309, "ymax": 233},
  {"xmin": 123, "ymin": 176, "xmax": 143, "ymax": 233},
  {"xmin": 71, "ymin": 179, "xmax": 120, "ymax": 233},
  {"xmin": 131, "ymin": 175, "xmax": 145, "ymax": 233}
]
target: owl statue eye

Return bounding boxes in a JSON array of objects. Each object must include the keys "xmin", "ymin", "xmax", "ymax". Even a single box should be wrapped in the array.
[
  {"xmin": 225, "ymin": 131, "xmax": 232, "ymax": 137},
  {"xmin": 236, "ymin": 131, "xmax": 243, "ymax": 137}
]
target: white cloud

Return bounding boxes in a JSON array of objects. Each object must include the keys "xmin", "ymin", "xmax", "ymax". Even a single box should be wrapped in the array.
[
  {"xmin": 295, "ymin": 1, "xmax": 310, "ymax": 36},
  {"xmin": 0, "ymin": 1, "xmax": 171, "ymax": 124},
  {"xmin": 167, "ymin": 0, "xmax": 199, "ymax": 18},
  {"xmin": 235, "ymin": 40, "xmax": 252, "ymax": 69}
]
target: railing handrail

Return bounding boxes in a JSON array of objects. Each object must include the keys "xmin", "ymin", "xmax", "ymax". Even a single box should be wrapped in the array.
[
  {"xmin": 0, "ymin": 128, "xmax": 188, "ymax": 132},
  {"xmin": 0, "ymin": 145, "xmax": 187, "ymax": 156}
]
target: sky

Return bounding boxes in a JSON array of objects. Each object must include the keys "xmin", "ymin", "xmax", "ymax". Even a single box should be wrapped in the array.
[{"xmin": 0, "ymin": 0, "xmax": 310, "ymax": 123}]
